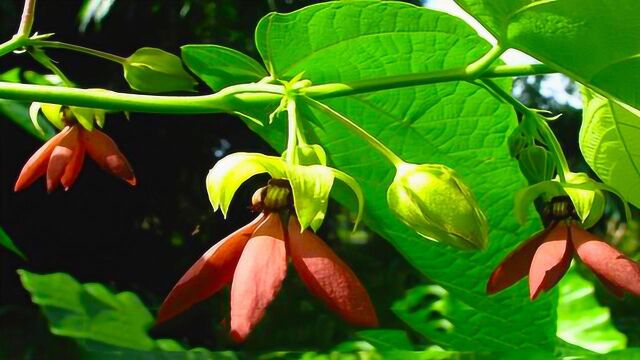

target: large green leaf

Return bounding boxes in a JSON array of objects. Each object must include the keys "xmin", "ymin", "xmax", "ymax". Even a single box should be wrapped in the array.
[
  {"xmin": 557, "ymin": 267, "xmax": 627, "ymax": 354},
  {"xmin": 240, "ymin": 1, "xmax": 552, "ymax": 351},
  {"xmin": 453, "ymin": 0, "xmax": 640, "ymax": 111},
  {"xmin": 580, "ymin": 88, "xmax": 640, "ymax": 208}
]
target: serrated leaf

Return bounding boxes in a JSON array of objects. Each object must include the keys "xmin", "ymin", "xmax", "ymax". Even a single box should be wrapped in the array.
[
  {"xmin": 249, "ymin": 1, "xmax": 555, "ymax": 351},
  {"xmin": 580, "ymin": 88, "xmax": 640, "ymax": 209},
  {"xmin": 557, "ymin": 267, "xmax": 627, "ymax": 354},
  {"xmin": 182, "ymin": 45, "xmax": 268, "ymax": 91},
  {"xmin": 453, "ymin": 0, "xmax": 640, "ymax": 111},
  {"xmin": 286, "ymin": 164, "xmax": 334, "ymax": 231}
]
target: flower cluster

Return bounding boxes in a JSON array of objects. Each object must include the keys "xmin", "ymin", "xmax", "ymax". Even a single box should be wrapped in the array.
[
  {"xmin": 488, "ymin": 197, "xmax": 640, "ymax": 299},
  {"xmin": 157, "ymin": 181, "xmax": 377, "ymax": 342}
]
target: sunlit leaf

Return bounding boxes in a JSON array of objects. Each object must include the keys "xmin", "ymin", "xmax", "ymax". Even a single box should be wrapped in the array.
[
  {"xmin": 557, "ymin": 267, "xmax": 627, "ymax": 354},
  {"xmin": 453, "ymin": 0, "xmax": 640, "ymax": 111},
  {"xmin": 580, "ymin": 88, "xmax": 640, "ymax": 208},
  {"xmin": 246, "ymin": 1, "xmax": 554, "ymax": 351},
  {"xmin": 182, "ymin": 45, "xmax": 267, "ymax": 91}
]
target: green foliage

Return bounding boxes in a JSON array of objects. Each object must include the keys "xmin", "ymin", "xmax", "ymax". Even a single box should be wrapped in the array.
[
  {"xmin": 0, "ymin": 226, "xmax": 26, "ymax": 259},
  {"xmin": 124, "ymin": 47, "xmax": 198, "ymax": 93},
  {"xmin": 238, "ymin": 1, "xmax": 554, "ymax": 351},
  {"xmin": 580, "ymin": 88, "xmax": 640, "ymax": 209},
  {"xmin": 182, "ymin": 45, "xmax": 267, "ymax": 91},
  {"xmin": 356, "ymin": 329, "xmax": 413, "ymax": 351},
  {"xmin": 557, "ymin": 267, "xmax": 627, "ymax": 354},
  {"xmin": 18, "ymin": 270, "xmax": 165, "ymax": 351},
  {"xmin": 453, "ymin": 0, "xmax": 640, "ymax": 111},
  {"xmin": 78, "ymin": 0, "xmax": 116, "ymax": 32}
]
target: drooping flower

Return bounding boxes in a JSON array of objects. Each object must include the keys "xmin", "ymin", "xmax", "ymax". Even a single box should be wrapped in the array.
[
  {"xmin": 14, "ymin": 124, "xmax": 136, "ymax": 192},
  {"xmin": 157, "ymin": 181, "xmax": 378, "ymax": 342},
  {"xmin": 487, "ymin": 197, "xmax": 640, "ymax": 299}
]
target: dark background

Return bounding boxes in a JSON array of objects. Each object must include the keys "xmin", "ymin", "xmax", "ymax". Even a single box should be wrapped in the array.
[
  {"xmin": 0, "ymin": 0, "xmax": 425, "ymax": 357},
  {"xmin": 1, "ymin": 0, "xmax": 639, "ymax": 358}
]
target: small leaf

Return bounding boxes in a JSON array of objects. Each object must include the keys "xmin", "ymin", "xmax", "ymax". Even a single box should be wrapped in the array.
[
  {"xmin": 124, "ymin": 47, "xmax": 198, "ymax": 93},
  {"xmin": 0, "ymin": 227, "xmax": 26, "ymax": 259},
  {"xmin": 580, "ymin": 88, "xmax": 640, "ymax": 208},
  {"xmin": 557, "ymin": 266, "xmax": 627, "ymax": 353},
  {"xmin": 286, "ymin": 164, "xmax": 335, "ymax": 231},
  {"xmin": 181, "ymin": 45, "xmax": 267, "ymax": 91},
  {"xmin": 206, "ymin": 153, "xmax": 286, "ymax": 217}
]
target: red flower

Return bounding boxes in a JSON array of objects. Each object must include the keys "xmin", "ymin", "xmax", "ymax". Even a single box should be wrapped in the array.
[
  {"xmin": 157, "ymin": 212, "xmax": 378, "ymax": 342},
  {"xmin": 14, "ymin": 125, "xmax": 136, "ymax": 192},
  {"xmin": 487, "ymin": 220, "xmax": 640, "ymax": 299}
]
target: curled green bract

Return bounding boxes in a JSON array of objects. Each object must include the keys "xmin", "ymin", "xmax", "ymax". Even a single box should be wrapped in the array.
[
  {"xmin": 29, "ymin": 102, "xmax": 106, "ymax": 132},
  {"xmin": 387, "ymin": 163, "xmax": 488, "ymax": 251},
  {"xmin": 206, "ymin": 151, "xmax": 363, "ymax": 231}
]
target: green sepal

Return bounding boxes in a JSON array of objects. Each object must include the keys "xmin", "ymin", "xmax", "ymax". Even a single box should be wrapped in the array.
[
  {"xmin": 518, "ymin": 145, "xmax": 556, "ymax": 184},
  {"xmin": 561, "ymin": 172, "xmax": 605, "ymax": 228},
  {"xmin": 282, "ymin": 144, "xmax": 327, "ymax": 166},
  {"xmin": 28, "ymin": 103, "xmax": 46, "ymax": 136},
  {"xmin": 181, "ymin": 45, "xmax": 267, "ymax": 91},
  {"xmin": 124, "ymin": 47, "xmax": 198, "ymax": 93},
  {"xmin": 39, "ymin": 103, "xmax": 65, "ymax": 129},
  {"xmin": 287, "ymin": 165, "xmax": 334, "ymax": 232},
  {"xmin": 332, "ymin": 168, "xmax": 364, "ymax": 231},
  {"xmin": 206, "ymin": 152, "xmax": 285, "ymax": 218},
  {"xmin": 514, "ymin": 181, "xmax": 564, "ymax": 225},
  {"xmin": 69, "ymin": 107, "xmax": 95, "ymax": 131}
]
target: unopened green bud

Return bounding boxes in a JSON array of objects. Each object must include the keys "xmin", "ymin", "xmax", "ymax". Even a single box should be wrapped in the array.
[
  {"xmin": 387, "ymin": 163, "xmax": 488, "ymax": 250},
  {"xmin": 124, "ymin": 48, "xmax": 197, "ymax": 93},
  {"xmin": 518, "ymin": 145, "xmax": 555, "ymax": 184}
]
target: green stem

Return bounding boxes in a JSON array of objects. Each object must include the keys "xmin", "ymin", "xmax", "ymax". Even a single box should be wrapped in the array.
[
  {"xmin": 304, "ymin": 63, "xmax": 555, "ymax": 100},
  {"xmin": 480, "ymin": 79, "xmax": 570, "ymax": 182},
  {"xmin": 285, "ymin": 99, "xmax": 298, "ymax": 164},
  {"xmin": 0, "ymin": 36, "xmax": 27, "ymax": 58},
  {"xmin": 0, "ymin": 82, "xmax": 283, "ymax": 113},
  {"xmin": 29, "ymin": 40, "xmax": 127, "ymax": 64},
  {"xmin": 17, "ymin": 0, "xmax": 36, "ymax": 37},
  {"xmin": 304, "ymin": 96, "xmax": 404, "ymax": 167},
  {"xmin": 464, "ymin": 43, "xmax": 506, "ymax": 77}
]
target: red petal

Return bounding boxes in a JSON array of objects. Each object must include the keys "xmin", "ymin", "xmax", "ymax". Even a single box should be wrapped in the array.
[
  {"xmin": 230, "ymin": 213, "xmax": 287, "ymax": 342},
  {"xmin": 14, "ymin": 127, "xmax": 71, "ymax": 192},
  {"xmin": 595, "ymin": 273, "xmax": 625, "ymax": 298},
  {"xmin": 156, "ymin": 214, "xmax": 264, "ymax": 324},
  {"xmin": 529, "ymin": 223, "xmax": 573, "ymax": 300},
  {"xmin": 571, "ymin": 225, "xmax": 640, "ymax": 296},
  {"xmin": 288, "ymin": 217, "xmax": 378, "ymax": 327},
  {"xmin": 46, "ymin": 126, "xmax": 81, "ymax": 193},
  {"xmin": 81, "ymin": 129, "xmax": 136, "ymax": 185},
  {"xmin": 486, "ymin": 226, "xmax": 551, "ymax": 294},
  {"xmin": 61, "ymin": 143, "xmax": 86, "ymax": 191}
]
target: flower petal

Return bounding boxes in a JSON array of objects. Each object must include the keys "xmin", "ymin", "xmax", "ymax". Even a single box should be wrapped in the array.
[
  {"xmin": 61, "ymin": 143, "xmax": 86, "ymax": 191},
  {"xmin": 571, "ymin": 224, "xmax": 640, "ymax": 296},
  {"xmin": 156, "ymin": 214, "xmax": 264, "ymax": 324},
  {"xmin": 14, "ymin": 126, "xmax": 71, "ymax": 192},
  {"xmin": 81, "ymin": 128, "xmax": 136, "ymax": 185},
  {"xmin": 46, "ymin": 126, "xmax": 81, "ymax": 193},
  {"xmin": 230, "ymin": 213, "xmax": 287, "ymax": 342},
  {"xmin": 288, "ymin": 216, "xmax": 378, "ymax": 327},
  {"xmin": 486, "ymin": 226, "xmax": 550, "ymax": 294},
  {"xmin": 529, "ymin": 223, "xmax": 573, "ymax": 300}
]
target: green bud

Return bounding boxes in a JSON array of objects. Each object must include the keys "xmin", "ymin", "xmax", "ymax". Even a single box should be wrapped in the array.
[
  {"xmin": 124, "ymin": 48, "xmax": 198, "ymax": 93},
  {"xmin": 387, "ymin": 163, "xmax": 488, "ymax": 250},
  {"xmin": 518, "ymin": 145, "xmax": 556, "ymax": 184}
]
